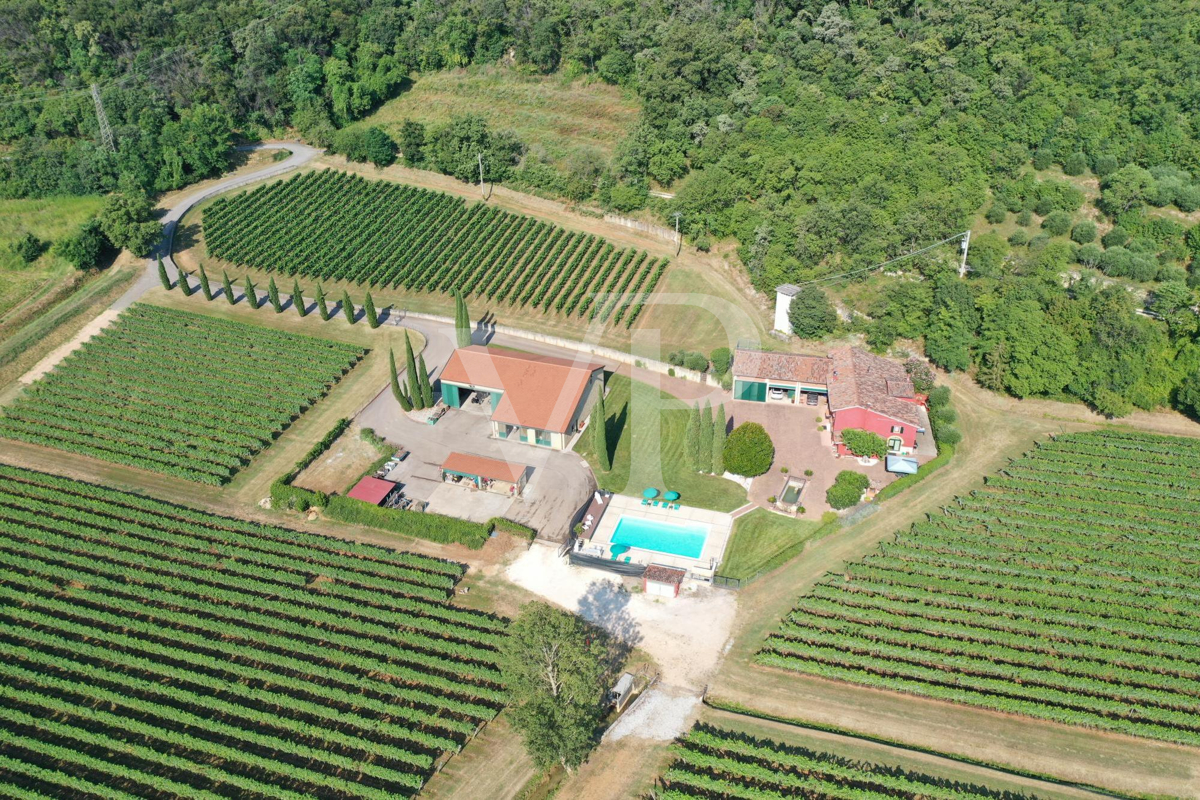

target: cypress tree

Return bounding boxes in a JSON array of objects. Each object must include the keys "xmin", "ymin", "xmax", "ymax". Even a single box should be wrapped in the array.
[
  {"xmin": 267, "ymin": 277, "xmax": 282, "ymax": 313},
  {"xmin": 364, "ymin": 291, "xmax": 379, "ymax": 328},
  {"xmin": 417, "ymin": 353, "xmax": 434, "ymax": 408},
  {"xmin": 592, "ymin": 392, "xmax": 610, "ymax": 471},
  {"xmin": 712, "ymin": 403, "xmax": 727, "ymax": 475},
  {"xmin": 157, "ymin": 256, "xmax": 171, "ymax": 290},
  {"xmin": 292, "ymin": 279, "xmax": 308, "ymax": 316},
  {"xmin": 178, "ymin": 269, "xmax": 193, "ymax": 296},
  {"xmin": 342, "ymin": 290, "xmax": 355, "ymax": 324},
  {"xmin": 455, "ymin": 291, "xmax": 471, "ymax": 348},
  {"xmin": 404, "ymin": 331, "xmax": 423, "ymax": 409},
  {"xmin": 222, "ymin": 271, "xmax": 236, "ymax": 305},
  {"xmin": 389, "ymin": 349, "xmax": 413, "ymax": 411},
  {"xmin": 244, "ymin": 275, "xmax": 258, "ymax": 308},
  {"xmin": 198, "ymin": 264, "xmax": 213, "ymax": 300},
  {"xmin": 314, "ymin": 283, "xmax": 329, "ymax": 320},
  {"xmin": 699, "ymin": 399, "xmax": 714, "ymax": 474},
  {"xmin": 685, "ymin": 402, "xmax": 701, "ymax": 471}
]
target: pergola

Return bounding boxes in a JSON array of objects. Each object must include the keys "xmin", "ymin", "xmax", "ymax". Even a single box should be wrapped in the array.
[{"xmin": 440, "ymin": 452, "xmax": 529, "ymax": 496}]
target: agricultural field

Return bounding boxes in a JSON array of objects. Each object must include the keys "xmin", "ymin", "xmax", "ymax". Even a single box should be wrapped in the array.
[
  {"xmin": 0, "ymin": 465, "xmax": 506, "ymax": 798},
  {"xmin": 0, "ymin": 304, "xmax": 365, "ymax": 484},
  {"xmin": 758, "ymin": 430, "xmax": 1200, "ymax": 746},
  {"xmin": 202, "ymin": 169, "xmax": 668, "ymax": 328},
  {"xmin": 651, "ymin": 724, "xmax": 1039, "ymax": 799}
]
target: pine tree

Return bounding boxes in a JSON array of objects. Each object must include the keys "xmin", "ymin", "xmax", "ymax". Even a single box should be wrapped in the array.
[
  {"xmin": 243, "ymin": 275, "xmax": 258, "ymax": 308},
  {"xmin": 314, "ymin": 283, "xmax": 329, "ymax": 320},
  {"xmin": 712, "ymin": 403, "xmax": 727, "ymax": 475},
  {"xmin": 404, "ymin": 331, "xmax": 423, "ymax": 409},
  {"xmin": 342, "ymin": 290, "xmax": 355, "ymax": 324},
  {"xmin": 685, "ymin": 402, "xmax": 701, "ymax": 471},
  {"xmin": 292, "ymin": 279, "xmax": 308, "ymax": 317},
  {"xmin": 198, "ymin": 265, "xmax": 213, "ymax": 300},
  {"xmin": 364, "ymin": 291, "xmax": 379, "ymax": 328},
  {"xmin": 417, "ymin": 353, "xmax": 434, "ymax": 408},
  {"xmin": 157, "ymin": 256, "xmax": 171, "ymax": 290},
  {"xmin": 592, "ymin": 392, "xmax": 610, "ymax": 471},
  {"xmin": 698, "ymin": 399, "xmax": 714, "ymax": 474},
  {"xmin": 178, "ymin": 269, "xmax": 193, "ymax": 296},
  {"xmin": 389, "ymin": 348, "xmax": 413, "ymax": 411},
  {"xmin": 222, "ymin": 271, "xmax": 235, "ymax": 305},
  {"xmin": 455, "ymin": 291, "xmax": 472, "ymax": 348},
  {"xmin": 267, "ymin": 277, "xmax": 282, "ymax": 313}
]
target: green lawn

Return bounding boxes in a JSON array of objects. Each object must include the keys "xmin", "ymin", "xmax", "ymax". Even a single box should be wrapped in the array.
[
  {"xmin": 574, "ymin": 374, "xmax": 746, "ymax": 513},
  {"xmin": 717, "ymin": 509, "xmax": 829, "ymax": 581},
  {"xmin": 0, "ymin": 196, "xmax": 105, "ymax": 321}
]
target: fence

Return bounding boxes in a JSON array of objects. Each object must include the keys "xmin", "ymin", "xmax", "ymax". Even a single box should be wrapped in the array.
[{"xmin": 602, "ymin": 213, "xmax": 681, "ymax": 245}]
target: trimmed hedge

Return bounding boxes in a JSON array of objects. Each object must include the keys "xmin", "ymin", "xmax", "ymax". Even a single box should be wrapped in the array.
[
  {"xmin": 489, "ymin": 518, "xmax": 536, "ymax": 541},
  {"xmin": 270, "ymin": 418, "xmax": 351, "ymax": 511},
  {"xmin": 326, "ymin": 495, "xmax": 492, "ymax": 548},
  {"xmin": 874, "ymin": 443, "xmax": 955, "ymax": 502}
]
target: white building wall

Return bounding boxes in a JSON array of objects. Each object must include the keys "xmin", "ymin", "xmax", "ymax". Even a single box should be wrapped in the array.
[{"xmin": 774, "ymin": 290, "xmax": 793, "ymax": 334}]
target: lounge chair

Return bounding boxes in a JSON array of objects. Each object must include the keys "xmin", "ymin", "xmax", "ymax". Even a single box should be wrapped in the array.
[
  {"xmin": 641, "ymin": 499, "xmax": 650, "ymax": 506},
  {"xmin": 623, "ymin": 557, "xmax": 631, "ymax": 563},
  {"xmin": 673, "ymin": 503, "xmax": 681, "ymax": 510}
]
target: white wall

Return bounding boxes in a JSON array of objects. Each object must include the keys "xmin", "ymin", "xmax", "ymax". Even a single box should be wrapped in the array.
[{"xmin": 773, "ymin": 291, "xmax": 793, "ymax": 334}]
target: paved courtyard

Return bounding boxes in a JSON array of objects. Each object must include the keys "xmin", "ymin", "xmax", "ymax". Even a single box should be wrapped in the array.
[{"xmin": 730, "ymin": 398, "xmax": 890, "ymax": 519}]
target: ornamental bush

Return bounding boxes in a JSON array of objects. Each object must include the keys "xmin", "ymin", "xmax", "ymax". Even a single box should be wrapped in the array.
[
  {"xmin": 841, "ymin": 429, "xmax": 887, "ymax": 458},
  {"xmin": 827, "ymin": 470, "xmax": 870, "ymax": 509},
  {"xmin": 722, "ymin": 422, "xmax": 774, "ymax": 477}
]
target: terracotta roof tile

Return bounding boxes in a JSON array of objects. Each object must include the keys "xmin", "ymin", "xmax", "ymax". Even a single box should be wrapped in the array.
[
  {"xmin": 644, "ymin": 565, "xmax": 686, "ymax": 585},
  {"xmin": 441, "ymin": 452, "xmax": 528, "ymax": 483},
  {"xmin": 828, "ymin": 347, "xmax": 924, "ymax": 427},
  {"xmin": 732, "ymin": 349, "xmax": 829, "ymax": 384},
  {"xmin": 347, "ymin": 476, "xmax": 396, "ymax": 505},
  {"xmin": 439, "ymin": 346, "xmax": 605, "ymax": 434}
]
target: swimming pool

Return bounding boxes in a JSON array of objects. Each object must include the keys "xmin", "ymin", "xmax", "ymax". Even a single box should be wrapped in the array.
[{"xmin": 610, "ymin": 516, "xmax": 710, "ymax": 559}]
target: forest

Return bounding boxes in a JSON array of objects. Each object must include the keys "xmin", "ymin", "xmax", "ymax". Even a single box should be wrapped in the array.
[{"xmin": 2, "ymin": 0, "xmax": 1197, "ymax": 415}]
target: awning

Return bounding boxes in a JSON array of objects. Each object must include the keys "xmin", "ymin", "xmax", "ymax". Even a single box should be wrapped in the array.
[
  {"xmin": 347, "ymin": 476, "xmax": 396, "ymax": 505},
  {"xmin": 885, "ymin": 456, "xmax": 920, "ymax": 475},
  {"xmin": 441, "ymin": 452, "xmax": 528, "ymax": 484}
]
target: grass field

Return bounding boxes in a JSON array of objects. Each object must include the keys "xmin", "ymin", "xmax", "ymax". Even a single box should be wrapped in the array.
[
  {"xmin": 351, "ymin": 66, "xmax": 639, "ymax": 166},
  {"xmin": 0, "ymin": 196, "xmax": 106, "ymax": 323},
  {"xmin": 759, "ymin": 429, "xmax": 1200, "ymax": 746},
  {"xmin": 0, "ymin": 304, "xmax": 365, "ymax": 484},
  {"xmin": 574, "ymin": 374, "xmax": 746, "ymax": 512},
  {"xmin": 717, "ymin": 509, "xmax": 829, "ymax": 582},
  {"xmin": 0, "ymin": 464, "xmax": 506, "ymax": 798}
]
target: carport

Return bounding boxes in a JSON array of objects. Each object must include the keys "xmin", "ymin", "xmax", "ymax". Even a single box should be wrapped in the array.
[{"xmin": 441, "ymin": 452, "xmax": 529, "ymax": 496}]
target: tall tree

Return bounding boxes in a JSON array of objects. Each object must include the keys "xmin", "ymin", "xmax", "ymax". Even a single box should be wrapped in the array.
[
  {"xmin": 404, "ymin": 331, "xmax": 423, "ymax": 409},
  {"xmin": 267, "ymin": 277, "xmax": 282, "ymax": 312},
  {"xmin": 417, "ymin": 354, "xmax": 434, "ymax": 408},
  {"xmin": 292, "ymin": 279, "xmax": 308, "ymax": 317},
  {"xmin": 314, "ymin": 283, "xmax": 329, "ymax": 320},
  {"xmin": 499, "ymin": 603, "xmax": 610, "ymax": 772},
  {"xmin": 198, "ymin": 264, "xmax": 213, "ymax": 300},
  {"xmin": 712, "ymin": 403, "xmax": 727, "ymax": 474},
  {"xmin": 698, "ymin": 400, "xmax": 714, "ymax": 474},
  {"xmin": 455, "ymin": 291, "xmax": 472, "ymax": 347},
  {"xmin": 222, "ymin": 271, "xmax": 235, "ymax": 305},
  {"xmin": 591, "ymin": 393, "xmax": 610, "ymax": 471},
  {"xmin": 389, "ymin": 348, "xmax": 413, "ymax": 412},
  {"xmin": 787, "ymin": 287, "xmax": 838, "ymax": 339},
  {"xmin": 364, "ymin": 291, "xmax": 379, "ymax": 328},
  {"xmin": 243, "ymin": 275, "xmax": 258, "ymax": 308},
  {"xmin": 156, "ymin": 256, "xmax": 171, "ymax": 290},
  {"xmin": 685, "ymin": 402, "xmax": 701, "ymax": 471},
  {"xmin": 178, "ymin": 268, "xmax": 193, "ymax": 296},
  {"xmin": 342, "ymin": 290, "xmax": 355, "ymax": 324}
]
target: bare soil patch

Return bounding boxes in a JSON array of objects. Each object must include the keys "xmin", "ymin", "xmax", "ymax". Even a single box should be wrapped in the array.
[{"xmin": 292, "ymin": 424, "xmax": 381, "ymax": 495}]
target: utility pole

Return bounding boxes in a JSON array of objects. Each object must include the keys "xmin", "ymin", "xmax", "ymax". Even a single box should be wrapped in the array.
[
  {"xmin": 477, "ymin": 152, "xmax": 490, "ymax": 200},
  {"xmin": 91, "ymin": 84, "xmax": 115, "ymax": 154},
  {"xmin": 671, "ymin": 211, "xmax": 683, "ymax": 256},
  {"xmin": 958, "ymin": 229, "xmax": 972, "ymax": 277}
]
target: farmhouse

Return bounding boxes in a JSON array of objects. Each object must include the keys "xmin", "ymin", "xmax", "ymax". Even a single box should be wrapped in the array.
[
  {"xmin": 439, "ymin": 346, "xmax": 605, "ymax": 451},
  {"xmin": 732, "ymin": 345, "xmax": 933, "ymax": 458}
]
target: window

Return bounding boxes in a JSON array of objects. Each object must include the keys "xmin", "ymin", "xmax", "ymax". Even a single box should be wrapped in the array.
[{"xmin": 890, "ymin": 425, "xmax": 904, "ymax": 434}]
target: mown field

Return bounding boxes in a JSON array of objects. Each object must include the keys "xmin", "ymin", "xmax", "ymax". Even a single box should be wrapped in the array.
[
  {"xmin": 202, "ymin": 170, "xmax": 668, "ymax": 328},
  {"xmin": 0, "ymin": 465, "xmax": 507, "ymax": 798},
  {"xmin": 0, "ymin": 304, "xmax": 365, "ymax": 484},
  {"xmin": 651, "ymin": 723, "xmax": 1040, "ymax": 799},
  {"xmin": 758, "ymin": 430, "xmax": 1200, "ymax": 746}
]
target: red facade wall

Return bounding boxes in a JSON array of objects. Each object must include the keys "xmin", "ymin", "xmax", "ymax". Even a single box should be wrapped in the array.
[{"xmin": 832, "ymin": 406, "xmax": 917, "ymax": 456}]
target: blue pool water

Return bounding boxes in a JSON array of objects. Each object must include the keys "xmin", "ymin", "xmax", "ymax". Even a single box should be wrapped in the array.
[{"xmin": 610, "ymin": 516, "xmax": 709, "ymax": 559}]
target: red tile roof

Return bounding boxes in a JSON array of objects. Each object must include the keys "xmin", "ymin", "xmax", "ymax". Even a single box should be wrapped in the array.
[
  {"xmin": 442, "ymin": 452, "xmax": 528, "ymax": 483},
  {"xmin": 828, "ymin": 347, "xmax": 924, "ymax": 427},
  {"xmin": 732, "ymin": 349, "xmax": 829, "ymax": 384},
  {"xmin": 439, "ymin": 346, "xmax": 605, "ymax": 433},
  {"xmin": 347, "ymin": 476, "xmax": 396, "ymax": 505}
]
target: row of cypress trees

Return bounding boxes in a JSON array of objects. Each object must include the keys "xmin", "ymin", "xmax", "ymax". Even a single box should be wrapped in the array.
[
  {"xmin": 686, "ymin": 400, "xmax": 727, "ymax": 475},
  {"xmin": 165, "ymin": 257, "xmax": 382, "ymax": 328},
  {"xmin": 388, "ymin": 331, "xmax": 433, "ymax": 412}
]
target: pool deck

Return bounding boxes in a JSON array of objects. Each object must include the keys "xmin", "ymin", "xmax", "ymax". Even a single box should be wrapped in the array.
[{"xmin": 587, "ymin": 494, "xmax": 734, "ymax": 578}]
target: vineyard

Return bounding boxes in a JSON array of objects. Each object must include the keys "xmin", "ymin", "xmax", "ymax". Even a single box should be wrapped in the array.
[
  {"xmin": 652, "ymin": 723, "xmax": 1039, "ymax": 799},
  {"xmin": 0, "ymin": 304, "xmax": 365, "ymax": 484},
  {"xmin": 0, "ymin": 465, "xmax": 507, "ymax": 799},
  {"xmin": 759, "ymin": 430, "xmax": 1200, "ymax": 746},
  {"xmin": 201, "ymin": 170, "xmax": 669, "ymax": 327}
]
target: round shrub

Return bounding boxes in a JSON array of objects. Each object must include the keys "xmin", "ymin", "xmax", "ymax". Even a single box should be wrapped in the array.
[
  {"xmin": 723, "ymin": 422, "xmax": 774, "ymax": 477},
  {"xmin": 1027, "ymin": 233, "xmax": 1050, "ymax": 250},
  {"xmin": 1041, "ymin": 211, "xmax": 1073, "ymax": 237},
  {"xmin": 985, "ymin": 204, "xmax": 1007, "ymax": 224},
  {"xmin": 1034, "ymin": 197, "xmax": 1055, "ymax": 216},
  {"xmin": 683, "ymin": 352, "xmax": 710, "ymax": 372},
  {"xmin": 1008, "ymin": 229, "xmax": 1030, "ymax": 246},
  {"xmin": 1102, "ymin": 226, "xmax": 1129, "ymax": 248},
  {"xmin": 1015, "ymin": 209, "xmax": 1032, "ymax": 226},
  {"xmin": 1062, "ymin": 152, "xmax": 1088, "ymax": 176},
  {"xmin": 826, "ymin": 470, "xmax": 870, "ymax": 510},
  {"xmin": 1031, "ymin": 150, "xmax": 1053, "ymax": 171},
  {"xmin": 1070, "ymin": 220, "xmax": 1096, "ymax": 244},
  {"xmin": 935, "ymin": 425, "xmax": 962, "ymax": 446},
  {"xmin": 1093, "ymin": 155, "xmax": 1119, "ymax": 177},
  {"xmin": 709, "ymin": 347, "xmax": 733, "ymax": 375},
  {"xmin": 841, "ymin": 428, "xmax": 887, "ymax": 458}
]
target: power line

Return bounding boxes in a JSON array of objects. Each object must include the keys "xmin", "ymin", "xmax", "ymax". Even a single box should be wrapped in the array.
[
  {"xmin": 91, "ymin": 84, "xmax": 114, "ymax": 153},
  {"xmin": 792, "ymin": 231, "xmax": 971, "ymax": 287}
]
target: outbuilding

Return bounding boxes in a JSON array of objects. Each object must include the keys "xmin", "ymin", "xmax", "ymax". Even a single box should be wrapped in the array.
[
  {"xmin": 346, "ymin": 476, "xmax": 399, "ymax": 506},
  {"xmin": 642, "ymin": 564, "xmax": 686, "ymax": 598},
  {"xmin": 440, "ymin": 452, "xmax": 529, "ymax": 495}
]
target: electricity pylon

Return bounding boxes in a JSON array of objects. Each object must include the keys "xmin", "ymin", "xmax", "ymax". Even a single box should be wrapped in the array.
[{"xmin": 91, "ymin": 84, "xmax": 115, "ymax": 153}]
